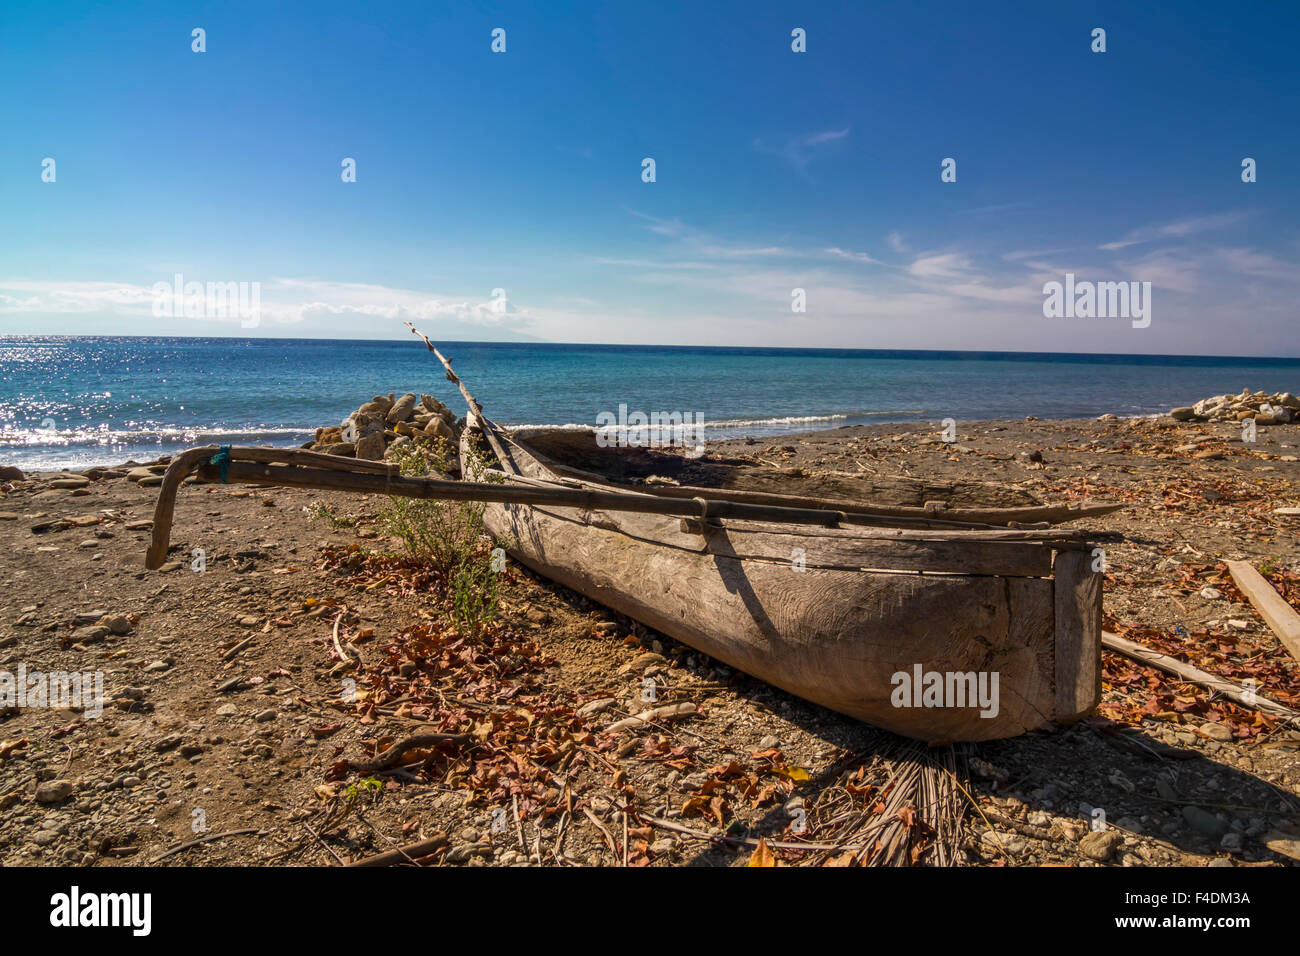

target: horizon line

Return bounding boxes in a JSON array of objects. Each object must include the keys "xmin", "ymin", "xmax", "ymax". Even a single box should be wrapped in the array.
[{"xmin": 0, "ymin": 333, "xmax": 1297, "ymax": 365}]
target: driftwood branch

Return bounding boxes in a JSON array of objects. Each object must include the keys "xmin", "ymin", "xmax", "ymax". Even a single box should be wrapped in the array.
[
  {"xmin": 605, "ymin": 702, "xmax": 698, "ymax": 734},
  {"xmin": 149, "ymin": 828, "xmax": 262, "ymax": 863},
  {"xmin": 346, "ymin": 834, "xmax": 449, "ymax": 867},
  {"xmin": 350, "ymin": 733, "xmax": 473, "ymax": 773}
]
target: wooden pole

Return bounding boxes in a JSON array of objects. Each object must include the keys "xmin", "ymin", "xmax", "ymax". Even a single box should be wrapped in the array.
[
  {"xmin": 515, "ymin": 467, "xmax": 1124, "ymax": 527},
  {"xmin": 144, "ymin": 445, "xmax": 1107, "ymax": 569},
  {"xmin": 1101, "ymin": 630, "xmax": 1299, "ymax": 721},
  {"xmin": 404, "ymin": 321, "xmax": 484, "ymax": 426}
]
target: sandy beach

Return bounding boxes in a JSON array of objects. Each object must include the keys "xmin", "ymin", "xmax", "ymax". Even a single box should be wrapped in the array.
[{"xmin": 2, "ymin": 409, "xmax": 1298, "ymax": 868}]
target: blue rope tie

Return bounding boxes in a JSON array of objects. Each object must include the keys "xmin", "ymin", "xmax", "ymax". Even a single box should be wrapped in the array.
[{"xmin": 209, "ymin": 445, "xmax": 232, "ymax": 483}]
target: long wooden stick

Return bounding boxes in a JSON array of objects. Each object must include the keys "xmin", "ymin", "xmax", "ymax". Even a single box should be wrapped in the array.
[
  {"xmin": 404, "ymin": 321, "xmax": 484, "ymax": 426},
  {"xmin": 148, "ymin": 828, "xmax": 262, "ymax": 863},
  {"xmin": 532, "ymin": 453, "xmax": 1125, "ymax": 527},
  {"xmin": 1226, "ymin": 561, "xmax": 1300, "ymax": 662},
  {"xmin": 404, "ymin": 321, "xmax": 521, "ymax": 476},
  {"xmin": 145, "ymin": 446, "xmax": 1108, "ymax": 569},
  {"xmin": 1101, "ymin": 630, "xmax": 1299, "ymax": 721},
  {"xmin": 346, "ymin": 834, "xmax": 449, "ymax": 867},
  {"xmin": 640, "ymin": 489, "xmax": 1123, "ymax": 527}
]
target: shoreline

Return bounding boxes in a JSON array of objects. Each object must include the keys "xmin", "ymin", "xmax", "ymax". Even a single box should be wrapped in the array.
[{"xmin": 0, "ymin": 410, "xmax": 1208, "ymax": 475}]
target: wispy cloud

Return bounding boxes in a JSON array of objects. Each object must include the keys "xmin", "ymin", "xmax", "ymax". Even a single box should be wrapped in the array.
[
  {"xmin": 627, "ymin": 209, "xmax": 691, "ymax": 238},
  {"xmin": 753, "ymin": 127, "xmax": 850, "ymax": 169},
  {"xmin": 908, "ymin": 252, "xmax": 974, "ymax": 279},
  {"xmin": 1214, "ymin": 247, "xmax": 1300, "ymax": 281},
  {"xmin": 824, "ymin": 247, "xmax": 884, "ymax": 266},
  {"xmin": 0, "ymin": 278, "xmax": 534, "ymax": 330},
  {"xmin": 1003, "ymin": 247, "xmax": 1071, "ymax": 262},
  {"xmin": 1099, "ymin": 212, "xmax": 1247, "ymax": 251}
]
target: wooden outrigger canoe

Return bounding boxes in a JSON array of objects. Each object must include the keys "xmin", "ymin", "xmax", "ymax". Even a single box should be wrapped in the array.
[
  {"xmin": 458, "ymin": 422, "xmax": 1107, "ymax": 742},
  {"xmin": 434, "ymin": 355, "xmax": 1111, "ymax": 743},
  {"xmin": 144, "ymin": 329, "xmax": 1116, "ymax": 742}
]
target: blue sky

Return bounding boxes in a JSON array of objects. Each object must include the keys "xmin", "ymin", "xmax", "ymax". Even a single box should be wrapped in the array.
[{"xmin": 1, "ymin": 0, "xmax": 1297, "ymax": 354}]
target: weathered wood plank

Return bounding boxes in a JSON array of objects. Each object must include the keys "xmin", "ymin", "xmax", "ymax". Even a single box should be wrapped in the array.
[
  {"xmin": 1052, "ymin": 549, "xmax": 1102, "ymax": 723},
  {"xmin": 1226, "ymin": 560, "xmax": 1300, "ymax": 662}
]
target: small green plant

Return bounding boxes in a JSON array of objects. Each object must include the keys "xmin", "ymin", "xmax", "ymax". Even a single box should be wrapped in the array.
[
  {"xmin": 376, "ymin": 436, "xmax": 506, "ymax": 631},
  {"xmin": 1258, "ymin": 556, "xmax": 1278, "ymax": 576},
  {"xmin": 449, "ymin": 557, "xmax": 501, "ymax": 633},
  {"xmin": 307, "ymin": 501, "xmax": 355, "ymax": 528},
  {"xmin": 377, "ymin": 438, "xmax": 487, "ymax": 577},
  {"xmin": 344, "ymin": 777, "xmax": 383, "ymax": 804}
]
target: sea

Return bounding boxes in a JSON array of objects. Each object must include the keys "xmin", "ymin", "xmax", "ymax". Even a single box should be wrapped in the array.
[{"xmin": 1, "ymin": 336, "xmax": 1297, "ymax": 471}]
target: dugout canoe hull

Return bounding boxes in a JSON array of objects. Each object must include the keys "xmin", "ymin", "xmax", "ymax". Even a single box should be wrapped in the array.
[{"xmin": 462, "ymin": 424, "xmax": 1104, "ymax": 742}]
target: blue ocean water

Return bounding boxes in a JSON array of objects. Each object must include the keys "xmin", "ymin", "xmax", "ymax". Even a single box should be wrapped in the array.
[{"xmin": 1, "ymin": 336, "xmax": 1297, "ymax": 470}]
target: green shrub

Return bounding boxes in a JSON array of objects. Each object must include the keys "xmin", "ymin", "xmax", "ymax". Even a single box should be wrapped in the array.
[
  {"xmin": 377, "ymin": 438, "xmax": 486, "ymax": 575},
  {"xmin": 376, "ymin": 436, "xmax": 505, "ymax": 631}
]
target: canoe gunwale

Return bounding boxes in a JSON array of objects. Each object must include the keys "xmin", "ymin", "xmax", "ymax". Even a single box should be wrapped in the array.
[{"xmin": 499, "ymin": 426, "xmax": 1123, "ymax": 527}]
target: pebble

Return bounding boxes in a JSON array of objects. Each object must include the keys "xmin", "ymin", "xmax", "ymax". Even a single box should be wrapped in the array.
[
  {"xmin": 99, "ymin": 614, "xmax": 132, "ymax": 635},
  {"xmin": 34, "ymin": 780, "xmax": 74, "ymax": 803},
  {"xmin": 1199, "ymin": 587, "xmax": 1223, "ymax": 600},
  {"xmin": 70, "ymin": 626, "xmax": 109, "ymax": 644},
  {"xmin": 1198, "ymin": 721, "xmax": 1233, "ymax": 742},
  {"xmin": 254, "ymin": 709, "xmax": 277, "ymax": 722},
  {"xmin": 1220, "ymin": 832, "xmax": 1244, "ymax": 853},
  {"xmin": 1079, "ymin": 829, "xmax": 1123, "ymax": 861},
  {"xmin": 1182, "ymin": 806, "xmax": 1228, "ymax": 838}
]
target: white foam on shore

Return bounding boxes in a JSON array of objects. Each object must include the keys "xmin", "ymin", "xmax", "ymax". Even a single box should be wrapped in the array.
[
  {"xmin": 0, "ymin": 425, "xmax": 312, "ymax": 447},
  {"xmin": 509, "ymin": 412, "xmax": 858, "ymax": 433}
]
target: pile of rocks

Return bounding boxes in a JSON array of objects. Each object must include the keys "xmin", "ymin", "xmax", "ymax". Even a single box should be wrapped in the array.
[
  {"xmin": 310, "ymin": 392, "xmax": 463, "ymax": 461},
  {"xmin": 1170, "ymin": 389, "xmax": 1299, "ymax": 426}
]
